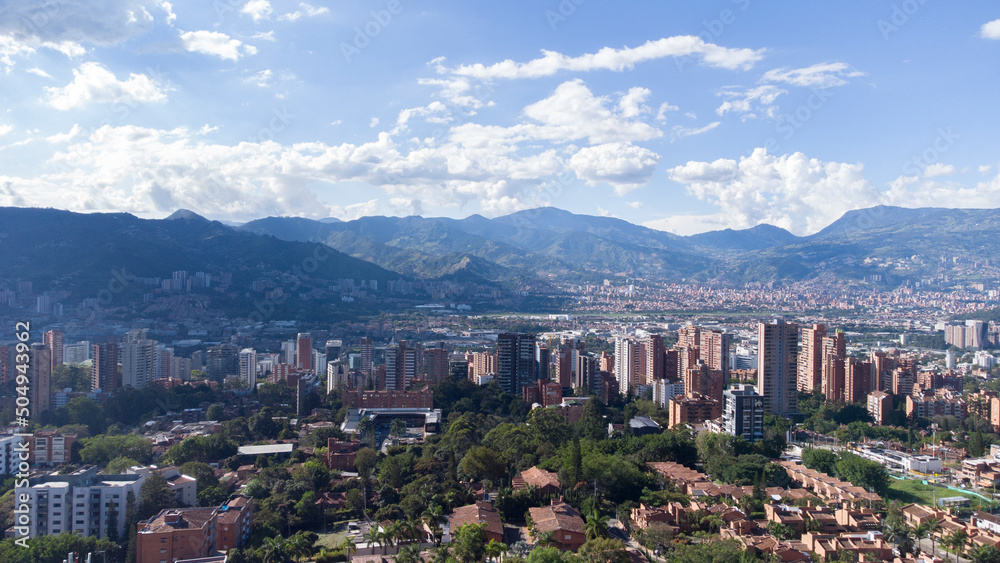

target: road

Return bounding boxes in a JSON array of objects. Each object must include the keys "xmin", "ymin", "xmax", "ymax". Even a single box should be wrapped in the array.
[{"xmin": 917, "ymin": 537, "xmax": 968, "ymax": 563}]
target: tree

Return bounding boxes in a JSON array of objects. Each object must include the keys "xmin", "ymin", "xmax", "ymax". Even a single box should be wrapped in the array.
[
  {"xmin": 105, "ymin": 500, "xmax": 120, "ymax": 543},
  {"xmin": 578, "ymin": 537, "xmax": 630, "ymax": 563},
  {"xmin": 945, "ymin": 529, "xmax": 969, "ymax": 563},
  {"xmin": 801, "ymin": 447, "xmax": 838, "ymax": 475},
  {"xmin": 105, "ymin": 456, "xmax": 141, "ymax": 474},
  {"xmin": 452, "ymin": 523, "xmax": 488, "ymax": 563},
  {"xmin": 139, "ymin": 472, "xmax": 175, "ymax": 519},
  {"xmin": 422, "ymin": 503, "xmax": 447, "ymax": 545},
  {"xmin": 390, "ymin": 418, "xmax": 407, "ymax": 437},
  {"xmin": 884, "ymin": 522, "xmax": 915, "ymax": 559},
  {"xmin": 397, "ymin": 544, "xmax": 424, "ymax": 563},
  {"xmin": 261, "ymin": 536, "xmax": 293, "ymax": 563},
  {"xmin": 924, "ymin": 517, "xmax": 943, "ymax": 558},
  {"xmin": 206, "ymin": 404, "xmax": 225, "ymax": 422},
  {"xmin": 584, "ymin": 510, "xmax": 608, "ymax": 540},
  {"xmin": 484, "ymin": 539, "xmax": 508, "ymax": 562},
  {"xmin": 970, "ymin": 430, "xmax": 985, "ymax": 458},
  {"xmin": 968, "ymin": 544, "xmax": 1000, "ymax": 563}
]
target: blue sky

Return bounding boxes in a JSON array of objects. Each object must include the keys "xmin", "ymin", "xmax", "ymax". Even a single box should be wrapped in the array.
[{"xmin": 0, "ymin": 1, "xmax": 998, "ymax": 235}]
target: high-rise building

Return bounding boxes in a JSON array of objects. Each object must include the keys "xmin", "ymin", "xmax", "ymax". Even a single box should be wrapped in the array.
[
  {"xmin": 497, "ymin": 333, "xmax": 537, "ymax": 394},
  {"xmin": 30, "ymin": 344, "xmax": 51, "ymax": 415},
  {"xmin": 614, "ymin": 337, "xmax": 636, "ymax": 396},
  {"xmin": 325, "ymin": 339, "xmax": 343, "ymax": 362},
  {"xmin": 820, "ymin": 331, "xmax": 846, "ymax": 402},
  {"xmin": 43, "ymin": 329, "xmax": 64, "ymax": 370},
  {"xmin": 677, "ymin": 326, "xmax": 701, "ymax": 349},
  {"xmin": 155, "ymin": 345, "xmax": 174, "ymax": 380},
  {"xmin": 172, "ymin": 356, "xmax": 192, "ymax": 381},
  {"xmin": 423, "ymin": 347, "xmax": 449, "ymax": 385},
  {"xmin": 239, "ymin": 348, "xmax": 257, "ymax": 389},
  {"xmin": 684, "ymin": 360, "xmax": 724, "ymax": 404},
  {"xmin": 701, "ymin": 330, "xmax": 731, "ymax": 379},
  {"xmin": 122, "ymin": 329, "xmax": 156, "ymax": 389},
  {"xmin": 360, "ymin": 337, "xmax": 373, "ymax": 376},
  {"xmin": 205, "ymin": 344, "xmax": 239, "ymax": 383},
  {"xmin": 645, "ymin": 335, "xmax": 665, "ymax": 384},
  {"xmin": 723, "ymin": 384, "xmax": 764, "ymax": 441},
  {"xmin": 296, "ymin": 333, "xmax": 312, "ymax": 371},
  {"xmin": 91, "ymin": 342, "xmax": 119, "ymax": 392},
  {"xmin": 63, "ymin": 341, "xmax": 90, "ymax": 365},
  {"xmin": 867, "ymin": 391, "xmax": 893, "ymax": 425},
  {"xmin": 556, "ymin": 343, "xmax": 573, "ymax": 388},
  {"xmin": 536, "ymin": 343, "xmax": 551, "ymax": 382},
  {"xmin": 385, "ymin": 340, "xmax": 417, "ymax": 391},
  {"xmin": 797, "ymin": 324, "xmax": 826, "ymax": 393},
  {"xmin": 845, "ymin": 358, "xmax": 873, "ymax": 404},
  {"xmin": 756, "ymin": 320, "xmax": 798, "ymax": 417}
]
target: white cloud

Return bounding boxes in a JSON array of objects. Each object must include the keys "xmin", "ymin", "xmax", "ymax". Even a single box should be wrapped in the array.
[
  {"xmin": 981, "ymin": 19, "xmax": 1000, "ymax": 40},
  {"xmin": 179, "ymin": 30, "xmax": 252, "ymax": 61},
  {"xmin": 252, "ymin": 31, "xmax": 276, "ymax": 42},
  {"xmin": 980, "ymin": 165, "xmax": 993, "ymax": 175},
  {"xmin": 667, "ymin": 148, "xmax": 880, "ymax": 235},
  {"xmin": 643, "ymin": 214, "xmax": 732, "ymax": 236},
  {"xmin": 568, "ymin": 142, "xmax": 659, "ymax": 194},
  {"xmin": 26, "ymin": 67, "xmax": 52, "ymax": 78},
  {"xmin": 370, "ymin": 117, "xmax": 380, "ymax": 128},
  {"xmin": 241, "ymin": 0, "xmax": 273, "ymax": 22},
  {"xmin": 46, "ymin": 62, "xmax": 167, "ymax": 110},
  {"xmin": 655, "ymin": 102, "xmax": 679, "ymax": 123},
  {"xmin": 923, "ymin": 163, "xmax": 955, "ymax": 178},
  {"xmin": 438, "ymin": 36, "xmax": 765, "ymax": 81},
  {"xmin": 671, "ymin": 121, "xmax": 720, "ymax": 140},
  {"xmin": 158, "ymin": 1, "xmax": 177, "ymax": 25},
  {"xmin": 761, "ymin": 62, "xmax": 865, "ymax": 88},
  {"xmin": 0, "ymin": 124, "xmax": 13, "ymax": 137},
  {"xmin": 46, "ymin": 124, "xmax": 82, "ymax": 143},
  {"xmin": 716, "ymin": 84, "xmax": 786, "ymax": 119},
  {"xmin": 617, "ymin": 87, "xmax": 651, "ymax": 118},
  {"xmin": 521, "ymin": 79, "xmax": 662, "ymax": 144},
  {"xmin": 197, "ymin": 124, "xmax": 218, "ymax": 135},
  {"xmin": 625, "ymin": 201, "xmax": 643, "ymax": 209},
  {"xmin": 0, "ymin": 1, "xmax": 157, "ymax": 48},
  {"xmin": 246, "ymin": 69, "xmax": 273, "ymax": 87},
  {"xmin": 279, "ymin": 2, "xmax": 329, "ymax": 21}
]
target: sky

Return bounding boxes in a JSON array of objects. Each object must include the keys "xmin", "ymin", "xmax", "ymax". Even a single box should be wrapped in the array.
[{"xmin": 0, "ymin": 1, "xmax": 998, "ymax": 235}]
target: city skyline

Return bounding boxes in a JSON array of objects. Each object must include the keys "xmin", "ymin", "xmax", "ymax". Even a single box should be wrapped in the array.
[{"xmin": 0, "ymin": 2, "xmax": 998, "ymax": 235}]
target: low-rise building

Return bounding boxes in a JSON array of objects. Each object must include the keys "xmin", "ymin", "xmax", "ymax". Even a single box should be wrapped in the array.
[
  {"xmin": 529, "ymin": 501, "xmax": 586, "ymax": 551},
  {"xmin": 137, "ymin": 508, "xmax": 218, "ymax": 563},
  {"xmin": 513, "ymin": 466, "xmax": 561, "ymax": 496},
  {"xmin": 448, "ymin": 501, "xmax": 503, "ymax": 543}
]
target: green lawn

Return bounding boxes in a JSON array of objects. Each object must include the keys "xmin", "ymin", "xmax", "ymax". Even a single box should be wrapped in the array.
[{"xmin": 885, "ymin": 479, "xmax": 997, "ymax": 509}]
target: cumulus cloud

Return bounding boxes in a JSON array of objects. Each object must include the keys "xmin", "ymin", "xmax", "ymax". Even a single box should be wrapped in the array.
[
  {"xmin": 981, "ymin": 19, "xmax": 1000, "ymax": 40},
  {"xmin": 667, "ymin": 148, "xmax": 880, "ymax": 235},
  {"xmin": 241, "ymin": 0, "xmax": 272, "ymax": 22},
  {"xmin": 179, "ymin": 30, "xmax": 253, "ymax": 61},
  {"xmin": 0, "ymin": 124, "xmax": 13, "ymax": 137},
  {"xmin": 46, "ymin": 124, "xmax": 82, "ymax": 143},
  {"xmin": 0, "ymin": 0, "xmax": 157, "ymax": 48},
  {"xmin": 521, "ymin": 79, "xmax": 662, "ymax": 144},
  {"xmin": 760, "ymin": 62, "xmax": 865, "ymax": 88},
  {"xmin": 716, "ymin": 84, "xmax": 786, "ymax": 119},
  {"xmin": 279, "ymin": 2, "xmax": 330, "ymax": 22},
  {"xmin": 923, "ymin": 163, "xmax": 955, "ymax": 178},
  {"xmin": 438, "ymin": 36, "xmax": 765, "ymax": 81},
  {"xmin": 46, "ymin": 62, "xmax": 167, "ymax": 110},
  {"xmin": 158, "ymin": 1, "xmax": 177, "ymax": 25},
  {"xmin": 671, "ymin": 121, "xmax": 721, "ymax": 140},
  {"xmin": 568, "ymin": 142, "xmax": 660, "ymax": 194},
  {"xmin": 26, "ymin": 67, "xmax": 52, "ymax": 78}
]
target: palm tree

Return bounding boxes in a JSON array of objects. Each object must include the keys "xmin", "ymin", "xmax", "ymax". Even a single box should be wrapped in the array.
[
  {"xmin": 534, "ymin": 530, "xmax": 555, "ymax": 548},
  {"xmin": 584, "ymin": 509, "xmax": 609, "ymax": 540},
  {"xmin": 396, "ymin": 544, "xmax": 424, "ymax": 563},
  {"xmin": 914, "ymin": 520, "xmax": 931, "ymax": 556},
  {"xmin": 967, "ymin": 544, "xmax": 1000, "ymax": 563},
  {"xmin": 945, "ymin": 529, "xmax": 969, "ymax": 563},
  {"xmin": 362, "ymin": 526, "xmax": 382, "ymax": 554},
  {"xmin": 884, "ymin": 522, "xmax": 915, "ymax": 558},
  {"xmin": 261, "ymin": 537, "xmax": 293, "ymax": 563},
  {"xmin": 338, "ymin": 537, "xmax": 357, "ymax": 558},
  {"xmin": 422, "ymin": 503, "xmax": 447, "ymax": 545},
  {"xmin": 925, "ymin": 518, "xmax": 943, "ymax": 557},
  {"xmin": 287, "ymin": 533, "xmax": 316, "ymax": 561},
  {"xmin": 431, "ymin": 545, "xmax": 452, "ymax": 563},
  {"xmin": 404, "ymin": 516, "xmax": 422, "ymax": 544},
  {"xmin": 484, "ymin": 539, "xmax": 507, "ymax": 562}
]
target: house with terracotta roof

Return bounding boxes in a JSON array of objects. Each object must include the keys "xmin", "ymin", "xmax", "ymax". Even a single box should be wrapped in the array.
[
  {"xmin": 513, "ymin": 466, "xmax": 562, "ymax": 496},
  {"xmin": 800, "ymin": 531, "xmax": 893, "ymax": 562},
  {"xmin": 529, "ymin": 500, "xmax": 586, "ymax": 551},
  {"xmin": 448, "ymin": 501, "xmax": 503, "ymax": 543}
]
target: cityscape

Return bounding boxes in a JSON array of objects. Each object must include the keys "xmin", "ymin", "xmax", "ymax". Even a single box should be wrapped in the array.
[{"xmin": 3, "ymin": 2, "xmax": 1000, "ymax": 563}]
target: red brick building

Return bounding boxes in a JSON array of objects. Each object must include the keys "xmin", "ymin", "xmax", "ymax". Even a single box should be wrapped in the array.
[
  {"xmin": 342, "ymin": 388, "xmax": 434, "ymax": 409},
  {"xmin": 325, "ymin": 439, "xmax": 362, "ymax": 471}
]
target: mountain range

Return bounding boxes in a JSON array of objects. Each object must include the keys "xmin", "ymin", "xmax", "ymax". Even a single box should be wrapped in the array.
[{"xmin": 2, "ymin": 205, "xmax": 998, "ymax": 304}]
